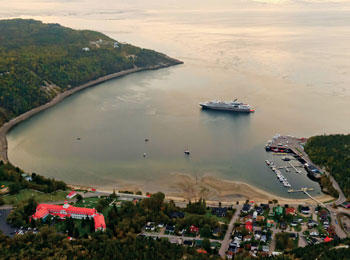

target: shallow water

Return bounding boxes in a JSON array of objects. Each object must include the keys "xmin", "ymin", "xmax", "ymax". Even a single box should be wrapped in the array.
[{"xmin": 5, "ymin": 0, "xmax": 350, "ymax": 199}]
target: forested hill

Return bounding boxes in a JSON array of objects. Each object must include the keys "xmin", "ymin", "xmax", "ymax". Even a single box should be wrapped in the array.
[
  {"xmin": 305, "ymin": 134, "xmax": 350, "ymax": 198},
  {"xmin": 0, "ymin": 19, "xmax": 181, "ymax": 125}
]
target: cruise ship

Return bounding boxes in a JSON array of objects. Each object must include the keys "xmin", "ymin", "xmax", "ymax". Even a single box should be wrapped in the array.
[{"xmin": 200, "ymin": 99, "xmax": 254, "ymax": 113}]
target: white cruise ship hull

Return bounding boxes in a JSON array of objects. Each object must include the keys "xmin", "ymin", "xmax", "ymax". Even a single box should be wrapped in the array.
[{"xmin": 200, "ymin": 104, "xmax": 253, "ymax": 113}]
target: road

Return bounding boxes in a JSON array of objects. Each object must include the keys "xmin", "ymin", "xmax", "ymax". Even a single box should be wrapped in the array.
[
  {"xmin": 218, "ymin": 204, "xmax": 242, "ymax": 258},
  {"xmin": 141, "ymin": 232, "xmax": 222, "ymax": 243}
]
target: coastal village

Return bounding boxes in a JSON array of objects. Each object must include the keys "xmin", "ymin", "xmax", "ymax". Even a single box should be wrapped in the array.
[{"xmin": 1, "ymin": 133, "xmax": 350, "ymax": 259}]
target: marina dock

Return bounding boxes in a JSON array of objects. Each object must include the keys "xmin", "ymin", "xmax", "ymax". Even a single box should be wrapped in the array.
[{"xmin": 265, "ymin": 134, "xmax": 323, "ymax": 179}]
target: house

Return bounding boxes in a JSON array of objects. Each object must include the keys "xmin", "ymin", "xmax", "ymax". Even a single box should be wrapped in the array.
[
  {"xmin": 267, "ymin": 219, "xmax": 275, "ymax": 227},
  {"xmin": 308, "ymin": 220, "xmax": 318, "ymax": 228},
  {"xmin": 254, "ymin": 230, "xmax": 262, "ymax": 240},
  {"xmin": 262, "ymin": 245, "xmax": 269, "ymax": 253},
  {"xmin": 114, "ymin": 42, "xmax": 119, "ymax": 48},
  {"xmin": 213, "ymin": 227, "xmax": 221, "ymax": 237},
  {"xmin": 170, "ymin": 212, "xmax": 185, "ymax": 218},
  {"xmin": 245, "ymin": 221, "xmax": 253, "ymax": 232},
  {"xmin": 280, "ymin": 222, "xmax": 287, "ymax": 230},
  {"xmin": 255, "ymin": 206, "xmax": 263, "ymax": 215},
  {"xmin": 291, "ymin": 220, "xmax": 298, "ymax": 227},
  {"xmin": 286, "ymin": 207, "xmax": 296, "ymax": 215},
  {"xmin": 242, "ymin": 204, "xmax": 251, "ymax": 213},
  {"xmin": 256, "ymin": 215, "xmax": 265, "ymax": 222},
  {"xmin": 190, "ymin": 225, "xmax": 199, "ymax": 234},
  {"xmin": 226, "ymin": 251, "xmax": 234, "ymax": 259},
  {"xmin": 310, "ymin": 231, "xmax": 319, "ymax": 236},
  {"xmin": 21, "ymin": 173, "xmax": 32, "ymax": 182},
  {"xmin": 324, "ymin": 236, "xmax": 333, "ymax": 242},
  {"xmin": 300, "ymin": 206, "xmax": 310, "ymax": 215},
  {"xmin": 66, "ymin": 191, "xmax": 77, "ymax": 199},
  {"xmin": 261, "ymin": 234, "xmax": 267, "ymax": 243},
  {"xmin": 197, "ymin": 249, "xmax": 207, "ymax": 254},
  {"xmin": 251, "ymin": 243, "xmax": 258, "ymax": 251},
  {"xmin": 244, "ymin": 234, "xmax": 252, "ymax": 242},
  {"xmin": 211, "ymin": 207, "xmax": 228, "ymax": 217},
  {"xmin": 289, "ymin": 233, "xmax": 298, "ymax": 240},
  {"xmin": 82, "ymin": 47, "xmax": 90, "ymax": 52},
  {"xmin": 31, "ymin": 201, "xmax": 106, "ymax": 231},
  {"xmin": 165, "ymin": 225, "xmax": 175, "ymax": 233},
  {"xmin": 274, "ymin": 206, "xmax": 284, "ymax": 216},
  {"xmin": 183, "ymin": 240, "xmax": 193, "ymax": 246}
]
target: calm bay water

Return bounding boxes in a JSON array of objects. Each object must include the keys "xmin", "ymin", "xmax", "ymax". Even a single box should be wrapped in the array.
[{"xmin": 4, "ymin": 0, "xmax": 350, "ymax": 198}]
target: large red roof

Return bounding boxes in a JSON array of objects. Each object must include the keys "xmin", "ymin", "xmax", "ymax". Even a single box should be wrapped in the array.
[
  {"xmin": 94, "ymin": 214, "xmax": 106, "ymax": 230},
  {"xmin": 32, "ymin": 202, "xmax": 105, "ymax": 231},
  {"xmin": 32, "ymin": 208, "xmax": 49, "ymax": 219},
  {"xmin": 35, "ymin": 203, "xmax": 96, "ymax": 216}
]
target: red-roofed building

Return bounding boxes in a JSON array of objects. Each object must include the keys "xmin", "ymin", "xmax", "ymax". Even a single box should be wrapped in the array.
[
  {"xmin": 94, "ymin": 214, "xmax": 106, "ymax": 231},
  {"xmin": 32, "ymin": 201, "xmax": 106, "ymax": 231},
  {"xmin": 66, "ymin": 191, "xmax": 77, "ymax": 199},
  {"xmin": 245, "ymin": 221, "xmax": 253, "ymax": 232},
  {"xmin": 190, "ymin": 225, "xmax": 199, "ymax": 234},
  {"xmin": 286, "ymin": 207, "xmax": 296, "ymax": 215},
  {"xmin": 197, "ymin": 249, "xmax": 207, "ymax": 254},
  {"xmin": 324, "ymin": 236, "xmax": 333, "ymax": 243}
]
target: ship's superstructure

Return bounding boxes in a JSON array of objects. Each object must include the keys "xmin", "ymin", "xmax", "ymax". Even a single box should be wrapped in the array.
[{"xmin": 200, "ymin": 99, "xmax": 254, "ymax": 113}]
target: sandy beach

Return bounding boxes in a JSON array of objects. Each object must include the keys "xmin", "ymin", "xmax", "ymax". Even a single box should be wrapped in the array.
[
  {"xmin": 69, "ymin": 173, "xmax": 334, "ymax": 206},
  {"xmin": 0, "ymin": 59, "xmax": 182, "ymax": 164}
]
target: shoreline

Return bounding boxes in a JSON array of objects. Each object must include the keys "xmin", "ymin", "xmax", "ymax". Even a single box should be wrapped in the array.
[
  {"xmin": 68, "ymin": 174, "xmax": 334, "ymax": 206},
  {"xmin": 0, "ymin": 59, "xmax": 182, "ymax": 164}
]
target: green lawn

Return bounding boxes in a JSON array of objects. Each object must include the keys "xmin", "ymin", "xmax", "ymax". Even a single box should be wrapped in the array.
[
  {"xmin": 185, "ymin": 209, "xmax": 234, "ymax": 224},
  {"xmin": 3, "ymin": 189, "xmax": 69, "ymax": 205},
  {"xmin": 74, "ymin": 197, "xmax": 101, "ymax": 208}
]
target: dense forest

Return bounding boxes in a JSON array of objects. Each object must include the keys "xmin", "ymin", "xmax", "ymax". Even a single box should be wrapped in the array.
[
  {"xmin": 0, "ymin": 162, "xmax": 66, "ymax": 195},
  {"xmin": 0, "ymin": 19, "xmax": 180, "ymax": 125},
  {"xmin": 305, "ymin": 134, "xmax": 350, "ymax": 198},
  {"xmin": 0, "ymin": 227, "xmax": 219, "ymax": 260}
]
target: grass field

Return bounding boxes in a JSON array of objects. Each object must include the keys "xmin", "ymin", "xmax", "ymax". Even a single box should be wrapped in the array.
[
  {"xmin": 74, "ymin": 197, "xmax": 102, "ymax": 208},
  {"xmin": 3, "ymin": 189, "xmax": 69, "ymax": 205}
]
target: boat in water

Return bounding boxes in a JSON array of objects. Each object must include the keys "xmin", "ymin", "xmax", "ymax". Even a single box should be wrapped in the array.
[{"xmin": 200, "ymin": 99, "xmax": 254, "ymax": 113}]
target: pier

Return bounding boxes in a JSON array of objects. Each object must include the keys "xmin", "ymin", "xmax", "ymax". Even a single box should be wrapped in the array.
[{"xmin": 288, "ymin": 188, "xmax": 325, "ymax": 206}]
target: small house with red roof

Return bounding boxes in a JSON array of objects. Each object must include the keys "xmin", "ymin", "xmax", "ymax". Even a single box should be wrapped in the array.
[
  {"xmin": 245, "ymin": 221, "xmax": 253, "ymax": 232},
  {"xmin": 190, "ymin": 225, "xmax": 199, "ymax": 234},
  {"xmin": 66, "ymin": 191, "xmax": 77, "ymax": 199},
  {"xmin": 324, "ymin": 236, "xmax": 333, "ymax": 243},
  {"xmin": 286, "ymin": 207, "xmax": 296, "ymax": 215}
]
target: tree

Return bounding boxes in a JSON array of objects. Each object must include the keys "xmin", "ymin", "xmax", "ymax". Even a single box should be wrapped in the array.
[
  {"xmin": 201, "ymin": 238, "xmax": 211, "ymax": 253},
  {"xmin": 200, "ymin": 224, "xmax": 212, "ymax": 238},
  {"xmin": 0, "ymin": 197, "xmax": 4, "ymax": 206},
  {"xmin": 76, "ymin": 194, "xmax": 83, "ymax": 202}
]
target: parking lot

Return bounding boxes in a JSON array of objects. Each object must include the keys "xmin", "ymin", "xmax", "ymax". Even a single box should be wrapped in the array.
[{"xmin": 0, "ymin": 209, "xmax": 16, "ymax": 237}]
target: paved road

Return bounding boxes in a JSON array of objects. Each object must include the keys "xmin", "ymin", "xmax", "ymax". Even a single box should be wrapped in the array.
[
  {"xmin": 141, "ymin": 232, "xmax": 222, "ymax": 243},
  {"xmin": 218, "ymin": 205, "xmax": 242, "ymax": 258}
]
